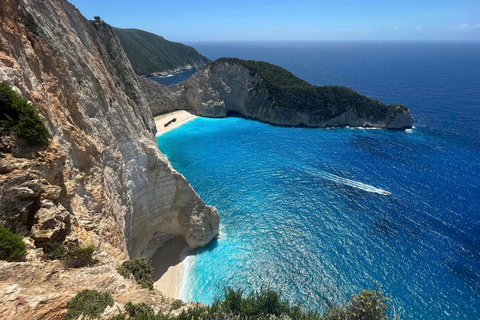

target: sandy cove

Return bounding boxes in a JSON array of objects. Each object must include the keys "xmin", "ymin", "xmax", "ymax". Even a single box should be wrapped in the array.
[
  {"xmin": 154, "ymin": 110, "xmax": 197, "ymax": 135},
  {"xmin": 151, "ymin": 238, "xmax": 190, "ymax": 299},
  {"xmin": 153, "ymin": 111, "xmax": 197, "ymax": 299}
]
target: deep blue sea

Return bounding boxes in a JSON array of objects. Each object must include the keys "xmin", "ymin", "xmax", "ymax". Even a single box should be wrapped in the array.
[{"xmin": 156, "ymin": 42, "xmax": 480, "ymax": 320}]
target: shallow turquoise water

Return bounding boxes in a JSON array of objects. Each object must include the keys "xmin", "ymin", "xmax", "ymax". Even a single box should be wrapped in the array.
[{"xmin": 156, "ymin": 42, "xmax": 480, "ymax": 319}]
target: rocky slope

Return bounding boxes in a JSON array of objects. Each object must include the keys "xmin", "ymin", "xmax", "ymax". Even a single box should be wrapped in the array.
[
  {"xmin": 143, "ymin": 58, "xmax": 413, "ymax": 130},
  {"xmin": 0, "ymin": 0, "xmax": 218, "ymax": 317},
  {"xmin": 113, "ymin": 27, "xmax": 210, "ymax": 77}
]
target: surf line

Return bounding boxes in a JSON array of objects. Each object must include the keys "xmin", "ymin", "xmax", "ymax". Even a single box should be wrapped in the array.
[{"xmin": 316, "ymin": 171, "xmax": 391, "ymax": 195}]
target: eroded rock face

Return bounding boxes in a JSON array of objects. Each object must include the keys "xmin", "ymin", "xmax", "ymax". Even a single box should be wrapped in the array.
[
  {"xmin": 0, "ymin": 0, "xmax": 218, "ymax": 257},
  {"xmin": 0, "ymin": 260, "xmax": 186, "ymax": 320},
  {"xmin": 143, "ymin": 59, "xmax": 413, "ymax": 130}
]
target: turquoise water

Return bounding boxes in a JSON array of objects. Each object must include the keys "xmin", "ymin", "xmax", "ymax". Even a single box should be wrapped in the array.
[{"xmin": 157, "ymin": 42, "xmax": 480, "ymax": 319}]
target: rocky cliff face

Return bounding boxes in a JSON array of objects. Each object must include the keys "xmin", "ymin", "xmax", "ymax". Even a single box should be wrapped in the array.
[
  {"xmin": 143, "ymin": 59, "xmax": 413, "ymax": 130},
  {"xmin": 0, "ymin": 0, "xmax": 218, "ymax": 316}
]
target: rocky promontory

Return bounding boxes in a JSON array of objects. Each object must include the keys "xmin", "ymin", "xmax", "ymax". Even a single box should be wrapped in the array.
[{"xmin": 143, "ymin": 58, "xmax": 413, "ymax": 130}]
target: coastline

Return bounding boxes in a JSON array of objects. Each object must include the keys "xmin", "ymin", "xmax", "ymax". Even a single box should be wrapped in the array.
[
  {"xmin": 151, "ymin": 238, "xmax": 189, "ymax": 299},
  {"xmin": 154, "ymin": 110, "xmax": 197, "ymax": 136}
]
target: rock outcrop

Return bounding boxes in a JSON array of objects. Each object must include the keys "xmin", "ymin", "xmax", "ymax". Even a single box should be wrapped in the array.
[
  {"xmin": 0, "ymin": 0, "xmax": 219, "ymax": 316},
  {"xmin": 143, "ymin": 58, "xmax": 413, "ymax": 130}
]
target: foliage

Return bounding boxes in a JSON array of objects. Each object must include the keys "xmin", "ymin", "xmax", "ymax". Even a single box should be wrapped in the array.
[
  {"xmin": 112, "ymin": 27, "xmax": 210, "ymax": 75},
  {"xmin": 64, "ymin": 289, "xmax": 114, "ymax": 320},
  {"xmin": 0, "ymin": 225, "xmax": 26, "ymax": 262},
  {"xmin": 170, "ymin": 299, "xmax": 184, "ymax": 311},
  {"xmin": 106, "ymin": 285, "xmax": 403, "ymax": 320},
  {"xmin": 0, "ymin": 82, "xmax": 50, "ymax": 146},
  {"xmin": 22, "ymin": 10, "xmax": 39, "ymax": 36},
  {"xmin": 64, "ymin": 244, "xmax": 95, "ymax": 268},
  {"xmin": 124, "ymin": 301, "xmax": 155, "ymax": 317},
  {"xmin": 209, "ymin": 287, "xmax": 319, "ymax": 320},
  {"xmin": 44, "ymin": 242, "xmax": 67, "ymax": 260},
  {"xmin": 117, "ymin": 258, "xmax": 154, "ymax": 290},
  {"xmin": 209, "ymin": 58, "xmax": 408, "ymax": 122},
  {"xmin": 323, "ymin": 284, "xmax": 389, "ymax": 320}
]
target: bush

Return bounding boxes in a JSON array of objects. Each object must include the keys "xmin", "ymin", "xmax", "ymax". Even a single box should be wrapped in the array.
[
  {"xmin": 125, "ymin": 301, "xmax": 155, "ymax": 317},
  {"xmin": 65, "ymin": 244, "xmax": 95, "ymax": 268},
  {"xmin": 323, "ymin": 283, "xmax": 389, "ymax": 320},
  {"xmin": 44, "ymin": 242, "xmax": 67, "ymax": 260},
  {"xmin": 64, "ymin": 289, "xmax": 114, "ymax": 320},
  {"xmin": 0, "ymin": 82, "xmax": 50, "ymax": 146},
  {"xmin": 117, "ymin": 258, "xmax": 154, "ymax": 290},
  {"xmin": 22, "ymin": 11, "xmax": 39, "ymax": 36},
  {"xmin": 170, "ymin": 299, "xmax": 184, "ymax": 311},
  {"xmin": 0, "ymin": 225, "xmax": 26, "ymax": 261}
]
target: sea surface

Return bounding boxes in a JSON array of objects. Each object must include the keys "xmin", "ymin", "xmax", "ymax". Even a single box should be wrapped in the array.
[
  {"xmin": 150, "ymin": 70, "xmax": 196, "ymax": 86},
  {"xmin": 156, "ymin": 42, "xmax": 480, "ymax": 320}
]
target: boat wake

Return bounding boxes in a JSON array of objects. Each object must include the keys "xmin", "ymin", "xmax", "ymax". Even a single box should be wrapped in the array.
[{"xmin": 316, "ymin": 170, "xmax": 391, "ymax": 195}]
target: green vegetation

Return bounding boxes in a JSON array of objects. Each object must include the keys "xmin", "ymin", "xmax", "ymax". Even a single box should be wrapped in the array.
[
  {"xmin": 112, "ymin": 28, "xmax": 210, "ymax": 75},
  {"xmin": 106, "ymin": 286, "xmax": 399, "ymax": 320},
  {"xmin": 65, "ymin": 245, "xmax": 95, "ymax": 268},
  {"xmin": 0, "ymin": 225, "xmax": 26, "ymax": 262},
  {"xmin": 43, "ymin": 242, "xmax": 95, "ymax": 268},
  {"xmin": 117, "ymin": 258, "xmax": 154, "ymax": 289},
  {"xmin": 0, "ymin": 82, "xmax": 50, "ymax": 146},
  {"xmin": 22, "ymin": 11, "xmax": 39, "ymax": 36},
  {"xmin": 44, "ymin": 242, "xmax": 67, "ymax": 260},
  {"xmin": 210, "ymin": 58, "xmax": 408, "ymax": 123},
  {"xmin": 64, "ymin": 290, "xmax": 114, "ymax": 320}
]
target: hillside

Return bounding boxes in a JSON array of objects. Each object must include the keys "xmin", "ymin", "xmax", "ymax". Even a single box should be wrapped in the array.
[
  {"xmin": 113, "ymin": 27, "xmax": 210, "ymax": 76},
  {"xmin": 142, "ymin": 58, "xmax": 414, "ymax": 129}
]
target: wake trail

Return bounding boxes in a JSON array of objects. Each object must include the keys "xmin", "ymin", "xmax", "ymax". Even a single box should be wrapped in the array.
[{"xmin": 316, "ymin": 170, "xmax": 391, "ymax": 195}]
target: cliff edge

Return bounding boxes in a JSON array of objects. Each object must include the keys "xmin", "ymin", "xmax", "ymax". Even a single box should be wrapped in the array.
[
  {"xmin": 144, "ymin": 58, "xmax": 413, "ymax": 130},
  {"xmin": 0, "ymin": 0, "xmax": 218, "ymax": 317}
]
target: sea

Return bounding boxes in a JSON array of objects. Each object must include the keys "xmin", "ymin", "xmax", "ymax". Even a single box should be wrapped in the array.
[{"xmin": 155, "ymin": 41, "xmax": 480, "ymax": 320}]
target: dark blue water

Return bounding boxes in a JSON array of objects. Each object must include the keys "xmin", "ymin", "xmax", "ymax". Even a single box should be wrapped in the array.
[
  {"xmin": 157, "ymin": 42, "xmax": 480, "ymax": 320},
  {"xmin": 150, "ymin": 70, "xmax": 196, "ymax": 86}
]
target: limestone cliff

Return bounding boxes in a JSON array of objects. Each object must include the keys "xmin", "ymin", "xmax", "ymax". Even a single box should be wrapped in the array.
[
  {"xmin": 0, "ymin": 0, "xmax": 218, "ymax": 317},
  {"xmin": 144, "ymin": 58, "xmax": 413, "ymax": 130}
]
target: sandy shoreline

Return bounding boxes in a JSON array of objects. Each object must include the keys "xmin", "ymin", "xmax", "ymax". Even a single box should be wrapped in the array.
[
  {"xmin": 154, "ymin": 110, "xmax": 197, "ymax": 136},
  {"xmin": 151, "ymin": 238, "xmax": 189, "ymax": 299}
]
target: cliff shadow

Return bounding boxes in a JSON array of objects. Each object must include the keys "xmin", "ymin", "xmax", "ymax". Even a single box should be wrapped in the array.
[{"xmin": 151, "ymin": 238, "xmax": 196, "ymax": 282}]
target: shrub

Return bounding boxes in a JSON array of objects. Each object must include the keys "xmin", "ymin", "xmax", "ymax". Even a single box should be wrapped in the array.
[
  {"xmin": 0, "ymin": 225, "xmax": 26, "ymax": 261},
  {"xmin": 64, "ymin": 289, "xmax": 114, "ymax": 320},
  {"xmin": 44, "ymin": 242, "xmax": 67, "ymax": 260},
  {"xmin": 0, "ymin": 82, "xmax": 50, "ymax": 146},
  {"xmin": 22, "ymin": 11, "xmax": 39, "ymax": 36},
  {"xmin": 125, "ymin": 301, "xmax": 155, "ymax": 317},
  {"xmin": 65, "ymin": 244, "xmax": 95, "ymax": 268},
  {"xmin": 170, "ymin": 299, "xmax": 184, "ymax": 311},
  {"xmin": 323, "ymin": 283, "xmax": 389, "ymax": 320},
  {"xmin": 117, "ymin": 258, "xmax": 154, "ymax": 290}
]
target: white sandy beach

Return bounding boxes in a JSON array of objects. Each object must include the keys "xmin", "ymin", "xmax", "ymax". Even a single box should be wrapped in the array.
[
  {"xmin": 152, "ymin": 111, "xmax": 198, "ymax": 298},
  {"xmin": 154, "ymin": 110, "xmax": 197, "ymax": 135},
  {"xmin": 151, "ymin": 238, "xmax": 189, "ymax": 299}
]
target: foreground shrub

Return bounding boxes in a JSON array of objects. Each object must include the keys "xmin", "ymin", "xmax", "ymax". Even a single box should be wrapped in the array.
[
  {"xmin": 117, "ymin": 258, "xmax": 154, "ymax": 290},
  {"xmin": 210, "ymin": 287, "xmax": 316, "ymax": 320},
  {"xmin": 65, "ymin": 244, "xmax": 95, "ymax": 268},
  {"xmin": 0, "ymin": 225, "xmax": 26, "ymax": 261},
  {"xmin": 106, "ymin": 285, "xmax": 401, "ymax": 320},
  {"xmin": 0, "ymin": 82, "xmax": 50, "ymax": 146},
  {"xmin": 64, "ymin": 289, "xmax": 114, "ymax": 320},
  {"xmin": 323, "ymin": 284, "xmax": 389, "ymax": 320},
  {"xmin": 125, "ymin": 301, "xmax": 155, "ymax": 317}
]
